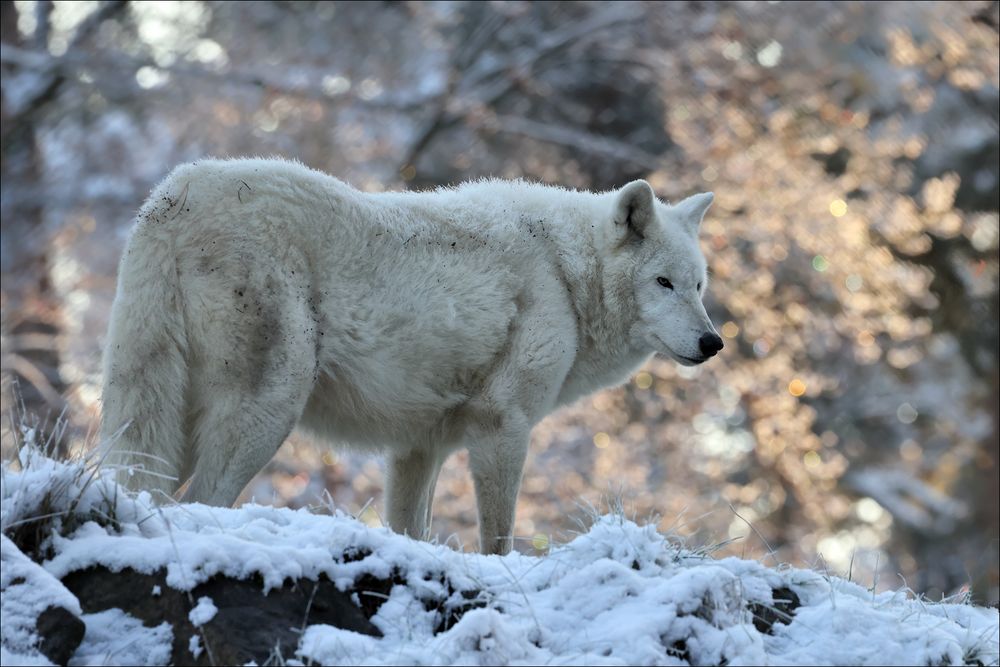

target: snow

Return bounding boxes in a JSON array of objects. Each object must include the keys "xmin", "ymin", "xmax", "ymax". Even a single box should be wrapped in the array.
[
  {"xmin": 72, "ymin": 609, "xmax": 173, "ymax": 667},
  {"xmin": 1, "ymin": 450, "xmax": 998, "ymax": 666},
  {"xmin": 188, "ymin": 634, "xmax": 202, "ymax": 659},
  {"xmin": 1, "ymin": 534, "xmax": 81, "ymax": 663},
  {"xmin": 187, "ymin": 597, "xmax": 217, "ymax": 627}
]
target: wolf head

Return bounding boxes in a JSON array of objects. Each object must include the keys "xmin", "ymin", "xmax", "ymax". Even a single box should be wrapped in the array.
[{"xmin": 603, "ymin": 180, "xmax": 722, "ymax": 366}]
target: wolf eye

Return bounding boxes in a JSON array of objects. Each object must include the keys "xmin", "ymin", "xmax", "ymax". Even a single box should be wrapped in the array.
[
  {"xmin": 657, "ymin": 277, "xmax": 674, "ymax": 289},
  {"xmin": 697, "ymin": 282, "xmax": 702, "ymax": 291}
]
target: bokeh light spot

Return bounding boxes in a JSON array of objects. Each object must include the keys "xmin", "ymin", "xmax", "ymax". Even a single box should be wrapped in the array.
[
  {"xmin": 593, "ymin": 432, "xmax": 611, "ymax": 449},
  {"xmin": 788, "ymin": 379, "xmax": 807, "ymax": 397},
  {"xmin": 635, "ymin": 371, "xmax": 653, "ymax": 389},
  {"xmin": 812, "ymin": 255, "xmax": 830, "ymax": 272},
  {"xmin": 756, "ymin": 40, "xmax": 783, "ymax": 68},
  {"xmin": 721, "ymin": 321, "xmax": 740, "ymax": 338},
  {"xmin": 803, "ymin": 451, "xmax": 821, "ymax": 468},
  {"xmin": 532, "ymin": 533, "xmax": 550, "ymax": 551},
  {"xmin": 830, "ymin": 199, "xmax": 848, "ymax": 217},
  {"xmin": 135, "ymin": 66, "xmax": 168, "ymax": 89},
  {"xmin": 856, "ymin": 498, "xmax": 885, "ymax": 523},
  {"xmin": 896, "ymin": 402, "xmax": 918, "ymax": 424},
  {"xmin": 321, "ymin": 75, "xmax": 351, "ymax": 96}
]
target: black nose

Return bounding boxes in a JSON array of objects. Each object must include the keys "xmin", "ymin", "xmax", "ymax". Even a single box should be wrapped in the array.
[{"xmin": 699, "ymin": 332, "xmax": 724, "ymax": 357}]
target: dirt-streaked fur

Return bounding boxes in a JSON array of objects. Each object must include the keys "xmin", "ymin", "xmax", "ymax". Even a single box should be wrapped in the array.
[{"xmin": 101, "ymin": 158, "xmax": 720, "ymax": 554}]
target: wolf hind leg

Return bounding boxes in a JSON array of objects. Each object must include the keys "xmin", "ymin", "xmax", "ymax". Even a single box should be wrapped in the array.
[
  {"xmin": 179, "ymin": 305, "xmax": 317, "ymax": 507},
  {"xmin": 180, "ymin": 392, "xmax": 309, "ymax": 507}
]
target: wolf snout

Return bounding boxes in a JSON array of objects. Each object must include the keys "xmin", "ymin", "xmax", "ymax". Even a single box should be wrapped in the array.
[{"xmin": 699, "ymin": 332, "xmax": 724, "ymax": 358}]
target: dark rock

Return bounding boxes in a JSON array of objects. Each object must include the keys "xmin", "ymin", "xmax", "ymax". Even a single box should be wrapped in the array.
[
  {"xmin": 664, "ymin": 637, "xmax": 690, "ymax": 662},
  {"xmin": 61, "ymin": 567, "xmax": 381, "ymax": 666},
  {"xmin": 346, "ymin": 565, "xmax": 485, "ymax": 634},
  {"xmin": 350, "ymin": 570, "xmax": 402, "ymax": 619},
  {"xmin": 35, "ymin": 606, "xmax": 86, "ymax": 666},
  {"xmin": 749, "ymin": 586, "xmax": 801, "ymax": 635}
]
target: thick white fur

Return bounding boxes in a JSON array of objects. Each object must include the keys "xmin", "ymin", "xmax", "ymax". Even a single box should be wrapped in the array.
[{"xmin": 100, "ymin": 158, "xmax": 719, "ymax": 554}]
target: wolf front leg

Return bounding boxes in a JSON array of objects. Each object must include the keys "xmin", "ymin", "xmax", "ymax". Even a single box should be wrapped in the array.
[
  {"xmin": 385, "ymin": 447, "xmax": 443, "ymax": 541},
  {"xmin": 467, "ymin": 422, "xmax": 530, "ymax": 556}
]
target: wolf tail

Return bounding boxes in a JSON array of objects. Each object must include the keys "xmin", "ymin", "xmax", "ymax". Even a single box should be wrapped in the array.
[{"xmin": 100, "ymin": 195, "xmax": 190, "ymax": 498}]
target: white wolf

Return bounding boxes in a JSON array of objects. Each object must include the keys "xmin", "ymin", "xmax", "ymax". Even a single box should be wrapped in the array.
[{"xmin": 101, "ymin": 158, "xmax": 722, "ymax": 554}]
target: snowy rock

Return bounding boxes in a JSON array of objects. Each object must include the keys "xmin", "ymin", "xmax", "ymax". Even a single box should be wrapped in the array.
[
  {"xmin": 59, "ymin": 567, "xmax": 379, "ymax": 666},
  {"xmin": 34, "ymin": 606, "xmax": 85, "ymax": 666},
  {"xmin": 1, "ymin": 535, "xmax": 84, "ymax": 665}
]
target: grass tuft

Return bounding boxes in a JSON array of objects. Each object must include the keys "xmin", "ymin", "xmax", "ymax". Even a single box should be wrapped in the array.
[{"xmin": 2, "ymin": 406, "xmax": 126, "ymax": 561}]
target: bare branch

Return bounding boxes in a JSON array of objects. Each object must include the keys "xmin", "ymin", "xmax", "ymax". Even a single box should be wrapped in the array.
[
  {"xmin": 398, "ymin": 4, "xmax": 644, "ymax": 174},
  {"xmin": 398, "ymin": 7, "xmax": 511, "ymax": 172},
  {"xmin": 65, "ymin": 0, "xmax": 127, "ymax": 54},
  {"xmin": 0, "ymin": 43, "xmax": 434, "ymax": 113},
  {"xmin": 847, "ymin": 468, "xmax": 968, "ymax": 534},
  {"xmin": 0, "ymin": 1, "xmax": 127, "ymax": 145},
  {"xmin": 462, "ymin": 5, "xmax": 644, "ymax": 95},
  {"xmin": 451, "ymin": 5, "xmax": 508, "ymax": 73},
  {"xmin": 0, "ymin": 177, "xmax": 139, "ymax": 212},
  {"xmin": 32, "ymin": 1, "xmax": 52, "ymax": 51},
  {"xmin": 479, "ymin": 114, "xmax": 665, "ymax": 172},
  {"xmin": 1, "ymin": 353, "xmax": 64, "ymax": 408}
]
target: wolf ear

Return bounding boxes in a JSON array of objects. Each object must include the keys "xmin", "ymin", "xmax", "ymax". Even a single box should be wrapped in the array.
[
  {"xmin": 614, "ymin": 180, "xmax": 656, "ymax": 243},
  {"xmin": 673, "ymin": 192, "xmax": 714, "ymax": 234}
]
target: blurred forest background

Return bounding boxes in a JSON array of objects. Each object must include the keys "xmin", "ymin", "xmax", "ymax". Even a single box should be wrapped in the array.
[{"xmin": 1, "ymin": 1, "xmax": 998, "ymax": 605}]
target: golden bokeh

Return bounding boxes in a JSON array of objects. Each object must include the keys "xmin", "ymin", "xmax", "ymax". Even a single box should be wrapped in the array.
[
  {"xmin": 804, "ymin": 451, "xmax": 821, "ymax": 468},
  {"xmin": 634, "ymin": 372, "xmax": 653, "ymax": 390}
]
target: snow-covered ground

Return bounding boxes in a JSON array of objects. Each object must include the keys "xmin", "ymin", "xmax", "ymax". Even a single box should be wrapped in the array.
[{"xmin": 2, "ymin": 447, "xmax": 998, "ymax": 666}]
